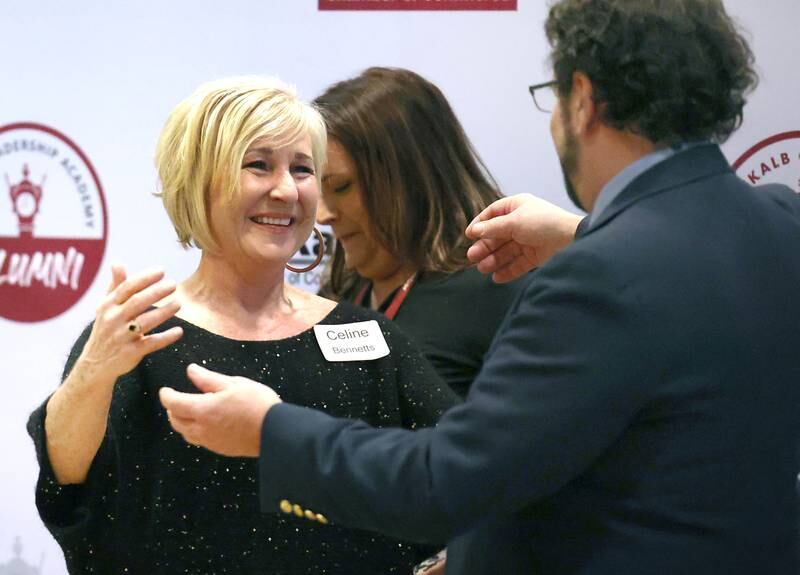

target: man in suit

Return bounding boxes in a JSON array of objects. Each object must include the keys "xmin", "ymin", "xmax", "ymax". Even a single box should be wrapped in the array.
[{"xmin": 160, "ymin": 0, "xmax": 800, "ymax": 572}]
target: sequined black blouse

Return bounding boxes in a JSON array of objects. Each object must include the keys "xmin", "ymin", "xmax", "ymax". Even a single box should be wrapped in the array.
[{"xmin": 28, "ymin": 302, "xmax": 457, "ymax": 574}]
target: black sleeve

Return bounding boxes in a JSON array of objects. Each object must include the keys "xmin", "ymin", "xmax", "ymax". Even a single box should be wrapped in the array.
[{"xmin": 25, "ymin": 322, "xmax": 126, "ymax": 554}]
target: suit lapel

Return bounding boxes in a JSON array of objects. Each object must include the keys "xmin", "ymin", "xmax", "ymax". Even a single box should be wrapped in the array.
[{"xmin": 580, "ymin": 144, "xmax": 733, "ymax": 236}]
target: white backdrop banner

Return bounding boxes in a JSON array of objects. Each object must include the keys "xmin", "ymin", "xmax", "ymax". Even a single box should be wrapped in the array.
[{"xmin": 1, "ymin": 1, "xmax": 798, "ymax": 572}]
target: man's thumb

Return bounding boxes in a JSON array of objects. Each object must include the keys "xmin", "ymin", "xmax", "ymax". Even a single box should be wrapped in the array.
[{"xmin": 187, "ymin": 364, "xmax": 230, "ymax": 393}]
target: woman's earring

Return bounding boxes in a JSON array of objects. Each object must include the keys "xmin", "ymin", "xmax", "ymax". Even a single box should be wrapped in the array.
[{"xmin": 285, "ymin": 227, "xmax": 325, "ymax": 273}]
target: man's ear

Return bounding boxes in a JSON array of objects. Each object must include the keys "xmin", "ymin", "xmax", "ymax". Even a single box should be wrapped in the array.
[{"xmin": 569, "ymin": 71, "xmax": 599, "ymax": 136}]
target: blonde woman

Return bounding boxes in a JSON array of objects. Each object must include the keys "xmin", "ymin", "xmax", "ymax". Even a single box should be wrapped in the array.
[{"xmin": 28, "ymin": 76, "xmax": 455, "ymax": 574}]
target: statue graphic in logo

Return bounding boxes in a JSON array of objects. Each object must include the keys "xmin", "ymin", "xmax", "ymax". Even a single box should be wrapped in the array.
[{"xmin": 6, "ymin": 165, "xmax": 44, "ymax": 238}]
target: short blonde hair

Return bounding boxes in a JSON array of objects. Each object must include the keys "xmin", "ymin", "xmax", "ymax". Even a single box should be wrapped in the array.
[{"xmin": 155, "ymin": 76, "xmax": 327, "ymax": 252}]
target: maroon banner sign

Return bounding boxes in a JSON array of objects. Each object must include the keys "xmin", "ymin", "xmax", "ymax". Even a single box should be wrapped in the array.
[{"xmin": 320, "ymin": 0, "xmax": 516, "ymax": 11}]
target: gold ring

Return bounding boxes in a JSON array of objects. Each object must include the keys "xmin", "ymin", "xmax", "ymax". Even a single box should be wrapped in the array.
[{"xmin": 127, "ymin": 321, "xmax": 142, "ymax": 335}]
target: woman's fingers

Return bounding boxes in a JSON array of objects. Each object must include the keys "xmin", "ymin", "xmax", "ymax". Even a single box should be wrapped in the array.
[
  {"xmin": 106, "ymin": 263, "xmax": 127, "ymax": 294},
  {"xmin": 86, "ymin": 267, "xmax": 181, "ymax": 376},
  {"xmin": 97, "ymin": 268, "xmax": 175, "ymax": 330},
  {"xmin": 120, "ymin": 280, "xmax": 178, "ymax": 323},
  {"xmin": 134, "ymin": 300, "xmax": 182, "ymax": 335},
  {"xmin": 104, "ymin": 268, "xmax": 166, "ymax": 309},
  {"xmin": 137, "ymin": 325, "xmax": 184, "ymax": 357}
]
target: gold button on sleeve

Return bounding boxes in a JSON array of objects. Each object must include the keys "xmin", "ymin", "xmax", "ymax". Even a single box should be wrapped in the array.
[
  {"xmin": 279, "ymin": 500, "xmax": 292, "ymax": 514},
  {"xmin": 304, "ymin": 509, "xmax": 316, "ymax": 521},
  {"xmin": 315, "ymin": 513, "xmax": 329, "ymax": 525},
  {"xmin": 292, "ymin": 504, "xmax": 304, "ymax": 517}
]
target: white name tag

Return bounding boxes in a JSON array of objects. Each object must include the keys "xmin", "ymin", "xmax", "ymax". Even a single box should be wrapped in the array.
[{"xmin": 313, "ymin": 320, "xmax": 390, "ymax": 362}]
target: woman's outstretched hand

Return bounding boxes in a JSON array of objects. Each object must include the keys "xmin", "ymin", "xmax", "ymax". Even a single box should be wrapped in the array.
[
  {"xmin": 44, "ymin": 264, "xmax": 184, "ymax": 485},
  {"xmin": 79, "ymin": 264, "xmax": 184, "ymax": 382}
]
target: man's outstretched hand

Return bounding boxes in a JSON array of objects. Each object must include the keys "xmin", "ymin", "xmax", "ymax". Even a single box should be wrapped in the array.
[
  {"xmin": 466, "ymin": 194, "xmax": 582, "ymax": 282},
  {"xmin": 159, "ymin": 364, "xmax": 282, "ymax": 457}
]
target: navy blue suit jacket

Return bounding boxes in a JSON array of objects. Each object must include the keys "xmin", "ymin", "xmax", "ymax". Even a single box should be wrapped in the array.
[{"xmin": 259, "ymin": 144, "xmax": 800, "ymax": 574}]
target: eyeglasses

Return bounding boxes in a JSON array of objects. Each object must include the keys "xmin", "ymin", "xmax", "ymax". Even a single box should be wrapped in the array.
[{"xmin": 529, "ymin": 80, "xmax": 558, "ymax": 113}]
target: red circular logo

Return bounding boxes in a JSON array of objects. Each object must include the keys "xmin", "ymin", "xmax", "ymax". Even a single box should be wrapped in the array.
[
  {"xmin": 0, "ymin": 123, "xmax": 107, "ymax": 322},
  {"xmin": 732, "ymin": 130, "xmax": 800, "ymax": 194}
]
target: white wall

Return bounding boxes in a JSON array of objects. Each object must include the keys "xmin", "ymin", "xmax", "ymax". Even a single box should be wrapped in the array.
[{"xmin": 1, "ymin": 1, "xmax": 797, "ymax": 572}]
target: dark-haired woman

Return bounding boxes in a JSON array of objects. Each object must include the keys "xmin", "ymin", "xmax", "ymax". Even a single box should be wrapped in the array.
[{"xmin": 316, "ymin": 67, "xmax": 531, "ymax": 399}]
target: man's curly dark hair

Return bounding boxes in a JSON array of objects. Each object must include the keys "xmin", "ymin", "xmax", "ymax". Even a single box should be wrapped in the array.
[{"xmin": 545, "ymin": 0, "xmax": 758, "ymax": 145}]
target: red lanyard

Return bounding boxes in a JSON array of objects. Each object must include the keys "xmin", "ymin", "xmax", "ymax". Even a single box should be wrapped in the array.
[{"xmin": 354, "ymin": 273, "xmax": 417, "ymax": 320}]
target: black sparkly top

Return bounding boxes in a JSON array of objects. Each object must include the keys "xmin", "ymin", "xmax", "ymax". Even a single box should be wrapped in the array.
[{"xmin": 28, "ymin": 302, "xmax": 457, "ymax": 574}]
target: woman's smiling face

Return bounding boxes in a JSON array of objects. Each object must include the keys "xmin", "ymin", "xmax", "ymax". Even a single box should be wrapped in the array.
[{"xmin": 209, "ymin": 135, "xmax": 319, "ymax": 266}]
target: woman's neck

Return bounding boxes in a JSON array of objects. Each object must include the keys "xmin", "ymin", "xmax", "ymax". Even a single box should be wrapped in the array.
[
  {"xmin": 369, "ymin": 264, "xmax": 417, "ymax": 310},
  {"xmin": 188, "ymin": 253, "xmax": 288, "ymax": 310},
  {"xmin": 177, "ymin": 253, "xmax": 299, "ymax": 338}
]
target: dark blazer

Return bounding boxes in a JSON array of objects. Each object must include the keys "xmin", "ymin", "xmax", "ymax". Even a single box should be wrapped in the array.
[{"xmin": 259, "ymin": 144, "xmax": 800, "ymax": 574}]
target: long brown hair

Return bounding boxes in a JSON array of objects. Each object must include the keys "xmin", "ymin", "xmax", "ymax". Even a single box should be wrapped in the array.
[{"xmin": 314, "ymin": 67, "xmax": 502, "ymax": 298}]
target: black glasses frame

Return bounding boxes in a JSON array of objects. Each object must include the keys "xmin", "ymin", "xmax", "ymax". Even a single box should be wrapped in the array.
[{"xmin": 528, "ymin": 80, "xmax": 558, "ymax": 113}]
